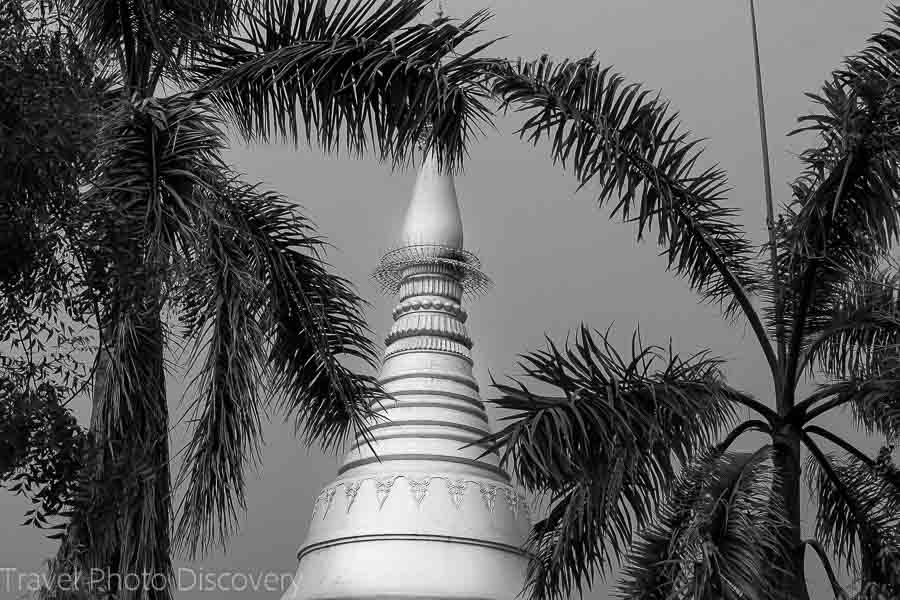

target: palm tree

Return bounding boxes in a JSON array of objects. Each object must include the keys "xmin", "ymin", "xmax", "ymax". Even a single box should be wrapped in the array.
[
  {"xmin": 9, "ymin": 1, "xmax": 900, "ymax": 598},
  {"xmin": 482, "ymin": 6, "xmax": 900, "ymax": 600},
  {"xmin": 1, "ymin": 0, "xmax": 495, "ymax": 598}
]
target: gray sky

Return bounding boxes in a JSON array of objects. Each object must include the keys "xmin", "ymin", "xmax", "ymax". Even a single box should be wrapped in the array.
[{"xmin": 1, "ymin": 1, "xmax": 895, "ymax": 598}]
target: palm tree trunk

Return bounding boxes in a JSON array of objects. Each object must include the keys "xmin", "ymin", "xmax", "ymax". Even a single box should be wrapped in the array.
[
  {"xmin": 95, "ymin": 304, "xmax": 172, "ymax": 600},
  {"xmin": 46, "ymin": 272, "xmax": 172, "ymax": 600},
  {"xmin": 773, "ymin": 425, "xmax": 810, "ymax": 600}
]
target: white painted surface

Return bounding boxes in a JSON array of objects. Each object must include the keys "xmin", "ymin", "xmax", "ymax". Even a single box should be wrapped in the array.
[{"xmin": 282, "ymin": 156, "xmax": 529, "ymax": 600}]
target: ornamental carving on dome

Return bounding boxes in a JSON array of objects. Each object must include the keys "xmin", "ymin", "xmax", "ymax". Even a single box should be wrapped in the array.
[
  {"xmin": 398, "ymin": 276, "xmax": 464, "ymax": 303},
  {"xmin": 311, "ymin": 487, "xmax": 336, "ymax": 520},
  {"xmin": 308, "ymin": 475, "xmax": 527, "ymax": 520},
  {"xmin": 478, "ymin": 483, "xmax": 499, "ymax": 513},
  {"xmin": 375, "ymin": 476, "xmax": 401, "ymax": 510},
  {"xmin": 344, "ymin": 480, "xmax": 362, "ymax": 514},
  {"xmin": 408, "ymin": 477, "xmax": 432, "ymax": 506},
  {"xmin": 446, "ymin": 478, "xmax": 467, "ymax": 510},
  {"xmin": 321, "ymin": 488, "xmax": 335, "ymax": 519}
]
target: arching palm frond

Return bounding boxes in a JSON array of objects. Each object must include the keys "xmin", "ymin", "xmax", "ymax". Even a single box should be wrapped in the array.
[
  {"xmin": 619, "ymin": 447, "xmax": 790, "ymax": 600},
  {"xmin": 789, "ymin": 264, "xmax": 900, "ymax": 438},
  {"xmin": 798, "ymin": 354, "xmax": 900, "ymax": 441},
  {"xmin": 194, "ymin": 0, "xmax": 497, "ymax": 170},
  {"xmin": 170, "ymin": 175, "xmax": 384, "ymax": 556},
  {"xmin": 804, "ymin": 440, "xmax": 900, "ymax": 588},
  {"xmin": 774, "ymin": 9, "xmax": 900, "ymax": 386},
  {"xmin": 520, "ymin": 478, "xmax": 613, "ymax": 600},
  {"xmin": 489, "ymin": 56, "xmax": 773, "ymax": 372},
  {"xmin": 219, "ymin": 181, "xmax": 385, "ymax": 449},
  {"xmin": 484, "ymin": 326, "xmax": 746, "ymax": 600},
  {"xmin": 172, "ymin": 180, "xmax": 269, "ymax": 559},
  {"xmin": 617, "ymin": 446, "xmax": 728, "ymax": 600},
  {"xmin": 848, "ymin": 370, "xmax": 900, "ymax": 441},
  {"xmin": 797, "ymin": 267, "xmax": 900, "ymax": 380}
]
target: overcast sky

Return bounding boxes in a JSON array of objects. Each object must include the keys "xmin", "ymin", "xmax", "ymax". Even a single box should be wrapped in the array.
[{"xmin": 1, "ymin": 1, "xmax": 895, "ymax": 599}]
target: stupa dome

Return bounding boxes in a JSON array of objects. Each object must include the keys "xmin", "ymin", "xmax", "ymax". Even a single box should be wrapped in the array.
[{"xmin": 281, "ymin": 152, "xmax": 529, "ymax": 600}]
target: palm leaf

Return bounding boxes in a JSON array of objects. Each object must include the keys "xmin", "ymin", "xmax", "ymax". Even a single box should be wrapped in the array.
[
  {"xmin": 804, "ymin": 438, "xmax": 900, "ymax": 585},
  {"xmin": 174, "ymin": 176, "xmax": 385, "ymax": 557},
  {"xmin": 774, "ymin": 8, "xmax": 900, "ymax": 383},
  {"xmin": 521, "ymin": 478, "xmax": 616, "ymax": 600},
  {"xmin": 81, "ymin": 94, "xmax": 230, "ymax": 274},
  {"xmin": 226, "ymin": 182, "xmax": 385, "ymax": 449},
  {"xmin": 172, "ymin": 183, "xmax": 268, "ymax": 557},
  {"xmin": 800, "ymin": 361, "xmax": 900, "ymax": 440},
  {"xmin": 798, "ymin": 266, "xmax": 900, "ymax": 380},
  {"xmin": 619, "ymin": 446, "xmax": 790, "ymax": 600},
  {"xmin": 193, "ymin": 0, "xmax": 497, "ymax": 170},
  {"xmin": 484, "ymin": 326, "xmax": 743, "ymax": 599},
  {"xmin": 489, "ymin": 56, "xmax": 773, "ymax": 372},
  {"xmin": 617, "ymin": 446, "xmax": 728, "ymax": 600}
]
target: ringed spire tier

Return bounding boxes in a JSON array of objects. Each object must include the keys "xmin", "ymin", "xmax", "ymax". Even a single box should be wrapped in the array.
[{"xmin": 282, "ymin": 153, "xmax": 530, "ymax": 600}]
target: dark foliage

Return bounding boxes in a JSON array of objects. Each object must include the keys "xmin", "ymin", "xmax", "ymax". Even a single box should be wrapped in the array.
[
  {"xmin": 484, "ymin": 6, "xmax": 900, "ymax": 600},
  {"xmin": 1, "ymin": 0, "xmax": 499, "ymax": 597}
]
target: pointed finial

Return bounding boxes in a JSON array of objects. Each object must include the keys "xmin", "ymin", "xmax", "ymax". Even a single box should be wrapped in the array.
[
  {"xmin": 400, "ymin": 152, "xmax": 463, "ymax": 249},
  {"xmin": 436, "ymin": 0, "xmax": 445, "ymax": 19}
]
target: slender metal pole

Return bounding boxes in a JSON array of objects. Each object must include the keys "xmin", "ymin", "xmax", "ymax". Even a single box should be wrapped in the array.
[{"xmin": 749, "ymin": 0, "xmax": 785, "ymax": 383}]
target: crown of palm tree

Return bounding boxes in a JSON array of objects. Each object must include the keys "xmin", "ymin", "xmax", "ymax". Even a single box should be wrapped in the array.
[{"xmin": 481, "ymin": 7, "xmax": 900, "ymax": 600}]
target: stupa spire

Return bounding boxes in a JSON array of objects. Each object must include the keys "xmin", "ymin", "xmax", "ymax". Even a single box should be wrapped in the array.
[
  {"xmin": 400, "ymin": 152, "xmax": 463, "ymax": 249},
  {"xmin": 281, "ymin": 154, "xmax": 527, "ymax": 600}
]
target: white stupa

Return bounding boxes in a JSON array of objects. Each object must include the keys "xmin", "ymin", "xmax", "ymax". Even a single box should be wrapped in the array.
[{"xmin": 281, "ymin": 152, "xmax": 531, "ymax": 599}]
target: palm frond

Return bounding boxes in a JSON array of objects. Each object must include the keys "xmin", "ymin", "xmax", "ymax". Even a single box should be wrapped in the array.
[
  {"xmin": 618, "ymin": 446, "xmax": 790, "ymax": 600},
  {"xmin": 803, "ymin": 538, "xmax": 851, "ymax": 600},
  {"xmin": 174, "ymin": 176, "xmax": 385, "ymax": 557},
  {"xmin": 616, "ymin": 446, "xmax": 727, "ymax": 600},
  {"xmin": 521, "ymin": 478, "xmax": 615, "ymax": 600},
  {"xmin": 484, "ymin": 326, "xmax": 743, "ymax": 598},
  {"xmin": 773, "ymin": 9, "xmax": 900, "ymax": 381},
  {"xmin": 489, "ymin": 56, "xmax": 773, "ymax": 371},
  {"xmin": 801, "ymin": 362, "xmax": 900, "ymax": 439},
  {"xmin": 194, "ymin": 0, "xmax": 497, "ymax": 170},
  {"xmin": 172, "ymin": 184, "xmax": 268, "ymax": 558},
  {"xmin": 804, "ymin": 437, "xmax": 900, "ymax": 585},
  {"xmin": 798, "ymin": 266, "xmax": 900, "ymax": 380},
  {"xmin": 226, "ymin": 182, "xmax": 385, "ymax": 449}
]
